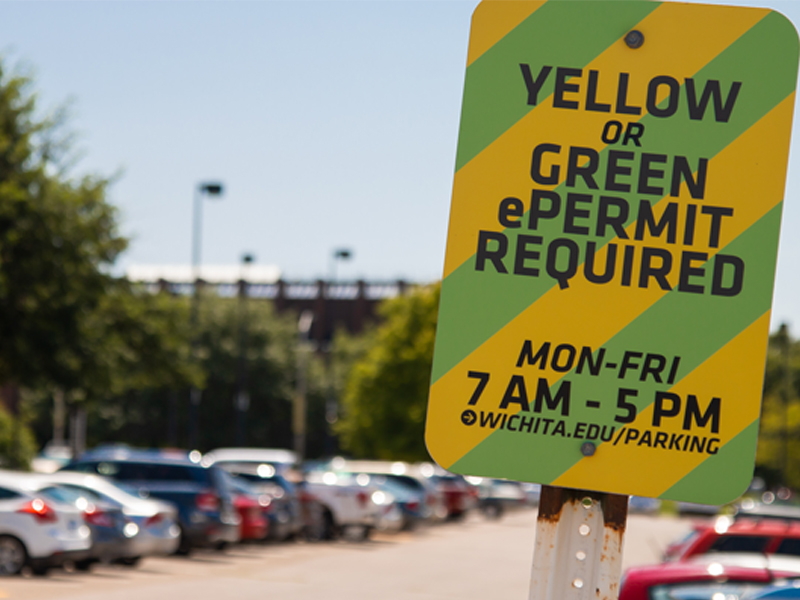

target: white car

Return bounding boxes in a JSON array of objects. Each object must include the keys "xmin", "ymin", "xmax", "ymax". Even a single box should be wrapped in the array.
[
  {"xmin": 0, "ymin": 474, "xmax": 91, "ymax": 575},
  {"xmin": 32, "ymin": 471, "xmax": 181, "ymax": 564}
]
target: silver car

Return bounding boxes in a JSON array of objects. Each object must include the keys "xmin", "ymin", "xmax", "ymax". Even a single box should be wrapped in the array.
[{"xmin": 32, "ymin": 471, "xmax": 180, "ymax": 565}]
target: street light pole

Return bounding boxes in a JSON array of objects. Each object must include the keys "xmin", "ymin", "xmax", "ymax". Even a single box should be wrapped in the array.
[
  {"xmin": 294, "ymin": 311, "xmax": 315, "ymax": 462},
  {"xmin": 235, "ymin": 253, "xmax": 254, "ymax": 447},
  {"xmin": 188, "ymin": 181, "xmax": 224, "ymax": 450},
  {"xmin": 328, "ymin": 248, "xmax": 352, "ymax": 284},
  {"xmin": 324, "ymin": 248, "xmax": 353, "ymax": 456}
]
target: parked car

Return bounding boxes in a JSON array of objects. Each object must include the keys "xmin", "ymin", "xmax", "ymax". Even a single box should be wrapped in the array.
[
  {"xmin": 415, "ymin": 463, "xmax": 478, "ymax": 520},
  {"xmin": 0, "ymin": 474, "xmax": 91, "ymax": 575},
  {"xmin": 464, "ymin": 477, "xmax": 528, "ymax": 519},
  {"xmin": 629, "ymin": 495, "xmax": 662, "ymax": 514},
  {"xmin": 204, "ymin": 448, "xmax": 378, "ymax": 541},
  {"xmin": 735, "ymin": 500, "xmax": 800, "ymax": 523},
  {"xmin": 354, "ymin": 474, "xmax": 426, "ymax": 531},
  {"xmin": 663, "ymin": 517, "xmax": 800, "ymax": 562},
  {"xmin": 61, "ymin": 447, "xmax": 240, "ymax": 554},
  {"xmin": 217, "ymin": 466, "xmax": 305, "ymax": 542},
  {"xmin": 24, "ymin": 480, "xmax": 129, "ymax": 570},
  {"xmin": 620, "ymin": 554, "xmax": 800, "ymax": 600},
  {"xmin": 219, "ymin": 472, "xmax": 270, "ymax": 542},
  {"xmin": 677, "ymin": 501, "xmax": 724, "ymax": 516},
  {"xmin": 31, "ymin": 443, "xmax": 73, "ymax": 475},
  {"xmin": 33, "ymin": 470, "xmax": 181, "ymax": 564},
  {"xmin": 742, "ymin": 581, "xmax": 800, "ymax": 599},
  {"xmin": 322, "ymin": 459, "xmax": 445, "ymax": 523}
]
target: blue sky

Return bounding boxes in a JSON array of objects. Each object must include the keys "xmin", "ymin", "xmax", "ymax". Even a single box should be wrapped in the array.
[{"xmin": 2, "ymin": 0, "xmax": 800, "ymax": 333}]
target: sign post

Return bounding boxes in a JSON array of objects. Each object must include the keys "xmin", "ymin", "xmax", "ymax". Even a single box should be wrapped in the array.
[{"xmin": 425, "ymin": 1, "xmax": 800, "ymax": 598}]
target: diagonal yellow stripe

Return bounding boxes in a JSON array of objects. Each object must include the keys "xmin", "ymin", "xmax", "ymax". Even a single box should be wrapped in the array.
[
  {"xmin": 552, "ymin": 312, "xmax": 770, "ymax": 496},
  {"xmin": 443, "ymin": 2, "xmax": 767, "ymax": 279},
  {"xmin": 466, "ymin": 1, "xmax": 547, "ymax": 67},
  {"xmin": 426, "ymin": 94, "xmax": 794, "ymax": 469}
]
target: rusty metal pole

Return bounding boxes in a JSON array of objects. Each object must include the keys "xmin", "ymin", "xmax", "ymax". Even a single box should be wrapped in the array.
[{"xmin": 530, "ymin": 485, "xmax": 628, "ymax": 600}]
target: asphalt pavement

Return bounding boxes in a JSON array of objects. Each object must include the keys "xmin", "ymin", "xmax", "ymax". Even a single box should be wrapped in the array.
[{"xmin": 0, "ymin": 508, "xmax": 694, "ymax": 600}]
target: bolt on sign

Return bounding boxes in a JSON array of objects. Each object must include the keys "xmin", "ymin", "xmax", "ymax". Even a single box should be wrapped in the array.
[{"xmin": 426, "ymin": 0, "xmax": 800, "ymax": 505}]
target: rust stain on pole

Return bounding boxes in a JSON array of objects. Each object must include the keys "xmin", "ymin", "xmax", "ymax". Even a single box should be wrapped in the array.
[{"xmin": 529, "ymin": 486, "xmax": 629, "ymax": 600}]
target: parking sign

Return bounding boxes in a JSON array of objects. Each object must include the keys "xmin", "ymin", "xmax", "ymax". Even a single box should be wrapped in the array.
[{"xmin": 426, "ymin": 0, "xmax": 799, "ymax": 504}]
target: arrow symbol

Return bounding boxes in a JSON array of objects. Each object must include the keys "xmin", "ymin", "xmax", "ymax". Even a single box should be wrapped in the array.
[{"xmin": 461, "ymin": 409, "xmax": 477, "ymax": 426}]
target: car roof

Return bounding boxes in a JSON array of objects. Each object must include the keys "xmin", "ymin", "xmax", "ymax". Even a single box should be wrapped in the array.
[
  {"xmin": 203, "ymin": 448, "xmax": 298, "ymax": 466},
  {"xmin": 688, "ymin": 553, "xmax": 800, "ymax": 575},
  {"xmin": 624, "ymin": 559, "xmax": 776, "ymax": 587},
  {"xmin": 701, "ymin": 517, "xmax": 800, "ymax": 536},
  {"xmin": 72, "ymin": 446, "xmax": 202, "ymax": 466}
]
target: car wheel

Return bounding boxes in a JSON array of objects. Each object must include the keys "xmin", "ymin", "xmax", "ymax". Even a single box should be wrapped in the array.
[
  {"xmin": 174, "ymin": 526, "xmax": 193, "ymax": 556},
  {"xmin": 321, "ymin": 510, "xmax": 338, "ymax": 541},
  {"xmin": 482, "ymin": 501, "xmax": 503, "ymax": 520},
  {"xmin": 304, "ymin": 515, "xmax": 327, "ymax": 542},
  {"xmin": 75, "ymin": 559, "xmax": 94, "ymax": 572},
  {"xmin": 0, "ymin": 536, "xmax": 27, "ymax": 576}
]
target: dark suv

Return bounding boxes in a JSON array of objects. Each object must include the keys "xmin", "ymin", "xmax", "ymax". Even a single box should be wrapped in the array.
[{"xmin": 61, "ymin": 448, "xmax": 240, "ymax": 553}]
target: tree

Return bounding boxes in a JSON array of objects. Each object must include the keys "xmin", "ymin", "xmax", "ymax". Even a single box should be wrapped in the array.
[
  {"xmin": 756, "ymin": 323, "xmax": 800, "ymax": 490},
  {"xmin": 70, "ymin": 293, "xmax": 331, "ymax": 454},
  {"xmin": 0, "ymin": 63, "xmax": 126, "ymax": 392},
  {"xmin": 0, "ymin": 59, "xmax": 201, "ymax": 463},
  {"xmin": 336, "ymin": 283, "xmax": 439, "ymax": 461}
]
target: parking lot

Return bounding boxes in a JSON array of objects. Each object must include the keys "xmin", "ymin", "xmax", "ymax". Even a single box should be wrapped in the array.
[{"xmin": 0, "ymin": 507, "xmax": 693, "ymax": 600}]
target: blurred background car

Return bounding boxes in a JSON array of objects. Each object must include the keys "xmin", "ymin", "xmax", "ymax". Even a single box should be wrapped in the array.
[
  {"xmin": 218, "ymin": 471, "xmax": 270, "ymax": 542},
  {"xmin": 30, "ymin": 443, "xmax": 73, "ymax": 475},
  {"xmin": 0, "ymin": 474, "xmax": 91, "ymax": 576},
  {"xmin": 319, "ymin": 459, "xmax": 445, "ymax": 524},
  {"xmin": 676, "ymin": 501, "xmax": 724, "ymax": 516},
  {"xmin": 211, "ymin": 463, "xmax": 305, "ymax": 542},
  {"xmin": 463, "ymin": 477, "xmax": 528, "ymax": 519},
  {"xmin": 663, "ymin": 516, "xmax": 800, "ymax": 562},
  {"xmin": 741, "ymin": 580, "xmax": 800, "ymax": 599},
  {"xmin": 735, "ymin": 498, "xmax": 800, "ymax": 523},
  {"xmin": 629, "ymin": 496, "xmax": 662, "ymax": 514},
  {"xmin": 34, "ymin": 470, "xmax": 180, "ymax": 565},
  {"xmin": 205, "ymin": 448, "xmax": 378, "ymax": 541},
  {"xmin": 620, "ymin": 554, "xmax": 800, "ymax": 600},
  {"xmin": 414, "ymin": 463, "xmax": 478, "ymax": 520},
  {"xmin": 26, "ymin": 481, "xmax": 128, "ymax": 571},
  {"xmin": 61, "ymin": 447, "xmax": 240, "ymax": 554}
]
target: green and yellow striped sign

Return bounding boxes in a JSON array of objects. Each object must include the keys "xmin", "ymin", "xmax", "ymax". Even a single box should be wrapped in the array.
[{"xmin": 426, "ymin": 0, "xmax": 799, "ymax": 505}]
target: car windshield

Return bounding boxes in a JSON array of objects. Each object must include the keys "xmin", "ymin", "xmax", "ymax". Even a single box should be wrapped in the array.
[
  {"xmin": 650, "ymin": 582, "xmax": 767, "ymax": 600},
  {"xmin": 219, "ymin": 471, "xmax": 254, "ymax": 495},
  {"xmin": 234, "ymin": 471, "xmax": 296, "ymax": 495},
  {"xmin": 38, "ymin": 484, "xmax": 86, "ymax": 507},
  {"xmin": 371, "ymin": 476, "xmax": 420, "ymax": 501}
]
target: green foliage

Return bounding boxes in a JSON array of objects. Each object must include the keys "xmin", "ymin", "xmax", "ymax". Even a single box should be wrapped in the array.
[
  {"xmin": 756, "ymin": 323, "xmax": 800, "ymax": 490},
  {"xmin": 67, "ymin": 293, "xmax": 333, "ymax": 455},
  {"xmin": 194, "ymin": 293, "xmax": 296, "ymax": 451},
  {"xmin": 0, "ymin": 57, "xmax": 205, "ymax": 460},
  {"xmin": 0, "ymin": 60, "xmax": 126, "ymax": 390},
  {"xmin": 336, "ymin": 283, "xmax": 440, "ymax": 462},
  {"xmin": 0, "ymin": 407, "xmax": 37, "ymax": 469}
]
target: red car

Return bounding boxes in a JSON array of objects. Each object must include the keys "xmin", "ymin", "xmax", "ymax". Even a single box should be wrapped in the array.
[
  {"xmin": 664, "ymin": 517, "xmax": 800, "ymax": 562},
  {"xmin": 232, "ymin": 492, "xmax": 269, "ymax": 541},
  {"xmin": 620, "ymin": 554, "xmax": 800, "ymax": 600},
  {"xmin": 221, "ymin": 471, "xmax": 269, "ymax": 541}
]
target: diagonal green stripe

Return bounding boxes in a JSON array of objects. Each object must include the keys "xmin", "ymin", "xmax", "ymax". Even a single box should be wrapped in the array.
[
  {"xmin": 433, "ymin": 10, "xmax": 796, "ymax": 385},
  {"xmin": 450, "ymin": 203, "xmax": 782, "ymax": 501},
  {"xmin": 660, "ymin": 420, "xmax": 759, "ymax": 505},
  {"xmin": 455, "ymin": 0, "xmax": 660, "ymax": 172}
]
